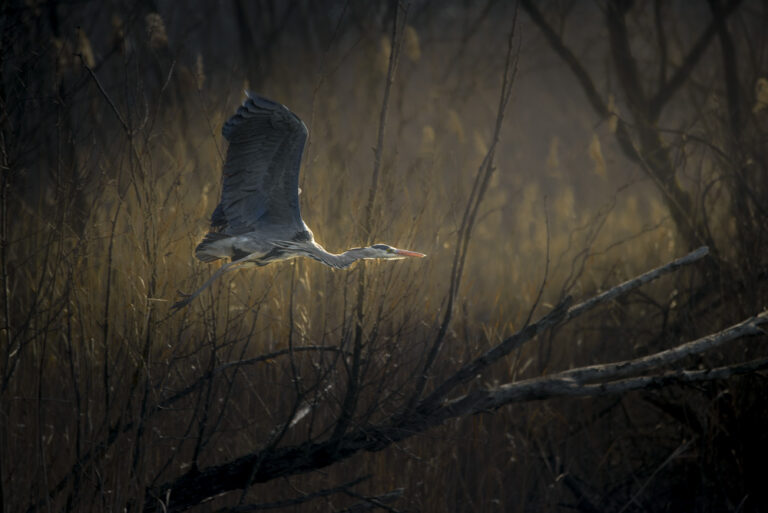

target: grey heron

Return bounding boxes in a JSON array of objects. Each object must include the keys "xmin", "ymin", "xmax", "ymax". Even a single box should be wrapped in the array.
[{"xmin": 173, "ymin": 92, "xmax": 425, "ymax": 309}]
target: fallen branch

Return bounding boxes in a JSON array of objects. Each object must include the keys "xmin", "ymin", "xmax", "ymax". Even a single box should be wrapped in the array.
[
  {"xmin": 417, "ymin": 246, "xmax": 710, "ymax": 413},
  {"xmin": 565, "ymin": 246, "xmax": 709, "ymax": 321},
  {"xmin": 438, "ymin": 354, "xmax": 768, "ymax": 420},
  {"xmin": 559, "ymin": 310, "xmax": 768, "ymax": 382},
  {"xmin": 143, "ymin": 248, "xmax": 766, "ymax": 513}
]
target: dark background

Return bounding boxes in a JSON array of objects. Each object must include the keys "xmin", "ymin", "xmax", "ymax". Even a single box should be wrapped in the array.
[{"xmin": 2, "ymin": 1, "xmax": 768, "ymax": 511}]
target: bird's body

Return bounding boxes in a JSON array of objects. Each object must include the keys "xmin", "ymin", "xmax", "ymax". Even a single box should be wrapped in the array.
[{"xmin": 173, "ymin": 92, "xmax": 424, "ymax": 309}]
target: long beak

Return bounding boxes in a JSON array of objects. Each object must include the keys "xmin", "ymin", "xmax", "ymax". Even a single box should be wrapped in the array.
[{"xmin": 395, "ymin": 249, "xmax": 426, "ymax": 258}]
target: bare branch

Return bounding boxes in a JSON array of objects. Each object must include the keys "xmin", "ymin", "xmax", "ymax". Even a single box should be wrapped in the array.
[
  {"xmin": 145, "ymin": 320, "xmax": 766, "ymax": 512},
  {"xmin": 520, "ymin": 0, "xmax": 608, "ymax": 118},
  {"xmin": 606, "ymin": 2, "xmax": 647, "ymax": 115},
  {"xmin": 649, "ymin": 0, "xmax": 744, "ymax": 119},
  {"xmin": 559, "ymin": 310, "xmax": 768, "ymax": 383},
  {"xmin": 653, "ymin": 0, "xmax": 668, "ymax": 90},
  {"xmin": 143, "ymin": 247, "xmax": 738, "ymax": 512},
  {"xmin": 417, "ymin": 296, "xmax": 572, "ymax": 415},
  {"xmin": 155, "ymin": 346, "xmax": 346, "ymax": 414},
  {"xmin": 519, "ymin": 0, "xmax": 641, "ymax": 162},
  {"xmin": 418, "ymin": 246, "xmax": 709, "ymax": 412},
  {"xmin": 407, "ymin": 9, "xmax": 519, "ymax": 411},
  {"xmin": 363, "ymin": 0, "xmax": 410, "ymax": 241},
  {"xmin": 706, "ymin": 0, "xmax": 743, "ymax": 136},
  {"xmin": 336, "ymin": 0, "xmax": 410, "ymax": 443},
  {"xmin": 78, "ymin": 55, "xmax": 129, "ymax": 132},
  {"xmin": 565, "ymin": 246, "xmax": 709, "ymax": 321},
  {"xmin": 618, "ymin": 440, "xmax": 694, "ymax": 513},
  {"xmin": 439, "ymin": 355, "xmax": 768, "ymax": 420}
]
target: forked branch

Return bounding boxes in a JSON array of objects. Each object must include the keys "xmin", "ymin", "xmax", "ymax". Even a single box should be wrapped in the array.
[
  {"xmin": 141, "ymin": 246, "xmax": 768, "ymax": 513},
  {"xmin": 417, "ymin": 246, "xmax": 710, "ymax": 413},
  {"xmin": 437, "ymin": 314, "xmax": 768, "ymax": 420}
]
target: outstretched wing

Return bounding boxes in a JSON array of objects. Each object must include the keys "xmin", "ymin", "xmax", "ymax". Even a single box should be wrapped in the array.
[{"xmin": 211, "ymin": 92, "xmax": 308, "ymax": 236}]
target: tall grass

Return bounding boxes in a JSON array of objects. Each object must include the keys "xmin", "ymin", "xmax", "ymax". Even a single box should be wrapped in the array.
[{"xmin": 2, "ymin": 2, "xmax": 768, "ymax": 511}]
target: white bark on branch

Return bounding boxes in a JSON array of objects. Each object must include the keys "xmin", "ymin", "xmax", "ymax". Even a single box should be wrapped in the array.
[
  {"xmin": 565, "ymin": 246, "xmax": 710, "ymax": 321},
  {"xmin": 559, "ymin": 310, "xmax": 768, "ymax": 382},
  {"xmin": 438, "ymin": 356, "xmax": 768, "ymax": 420},
  {"xmin": 417, "ymin": 246, "xmax": 711, "ymax": 413},
  {"xmin": 437, "ymin": 313, "xmax": 768, "ymax": 419}
]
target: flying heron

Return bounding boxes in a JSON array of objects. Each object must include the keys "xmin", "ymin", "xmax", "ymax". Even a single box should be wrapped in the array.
[{"xmin": 173, "ymin": 92, "xmax": 425, "ymax": 309}]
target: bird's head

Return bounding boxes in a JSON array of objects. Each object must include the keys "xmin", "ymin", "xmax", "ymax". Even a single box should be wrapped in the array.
[{"xmin": 364, "ymin": 243, "xmax": 426, "ymax": 260}]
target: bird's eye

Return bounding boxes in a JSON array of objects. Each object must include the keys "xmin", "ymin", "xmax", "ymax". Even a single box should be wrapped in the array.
[{"xmin": 387, "ymin": 248, "xmax": 394, "ymax": 253}]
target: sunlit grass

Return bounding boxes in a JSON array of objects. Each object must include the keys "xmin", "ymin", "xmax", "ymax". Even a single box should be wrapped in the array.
[{"xmin": 4, "ymin": 13, "xmax": 766, "ymax": 510}]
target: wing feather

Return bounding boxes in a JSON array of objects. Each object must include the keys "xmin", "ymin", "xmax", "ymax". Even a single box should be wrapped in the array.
[{"xmin": 212, "ymin": 92, "xmax": 308, "ymax": 236}]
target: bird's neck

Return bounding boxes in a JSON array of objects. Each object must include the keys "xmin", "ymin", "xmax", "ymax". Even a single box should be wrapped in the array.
[{"xmin": 306, "ymin": 244, "xmax": 367, "ymax": 269}]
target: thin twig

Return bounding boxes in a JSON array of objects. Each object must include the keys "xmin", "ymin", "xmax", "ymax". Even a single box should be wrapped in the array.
[
  {"xmin": 406, "ymin": 10, "xmax": 519, "ymax": 412},
  {"xmin": 335, "ymin": 0, "xmax": 410, "ymax": 442},
  {"xmin": 617, "ymin": 439, "xmax": 693, "ymax": 513},
  {"xmin": 78, "ymin": 54, "xmax": 129, "ymax": 131},
  {"xmin": 523, "ymin": 196, "xmax": 551, "ymax": 327}
]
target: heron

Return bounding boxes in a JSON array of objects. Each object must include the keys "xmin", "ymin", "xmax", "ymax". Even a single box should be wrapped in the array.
[{"xmin": 173, "ymin": 92, "xmax": 425, "ymax": 309}]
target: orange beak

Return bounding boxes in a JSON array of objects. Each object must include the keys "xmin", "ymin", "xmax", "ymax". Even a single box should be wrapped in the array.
[{"xmin": 395, "ymin": 249, "xmax": 426, "ymax": 258}]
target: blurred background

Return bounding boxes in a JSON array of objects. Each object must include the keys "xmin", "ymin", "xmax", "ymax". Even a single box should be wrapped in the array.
[{"xmin": 2, "ymin": 0, "xmax": 768, "ymax": 511}]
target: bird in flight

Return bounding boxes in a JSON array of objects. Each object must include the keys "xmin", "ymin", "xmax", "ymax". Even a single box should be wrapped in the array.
[{"xmin": 173, "ymin": 92, "xmax": 425, "ymax": 309}]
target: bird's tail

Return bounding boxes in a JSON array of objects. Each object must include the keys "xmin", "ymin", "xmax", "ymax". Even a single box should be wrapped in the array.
[{"xmin": 194, "ymin": 232, "xmax": 230, "ymax": 262}]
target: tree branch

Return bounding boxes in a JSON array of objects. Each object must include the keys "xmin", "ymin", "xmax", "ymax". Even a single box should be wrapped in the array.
[
  {"xmin": 706, "ymin": 0, "xmax": 742, "ymax": 137},
  {"xmin": 559, "ymin": 310, "xmax": 767, "ymax": 383},
  {"xmin": 335, "ymin": 0, "xmax": 410, "ymax": 443},
  {"xmin": 438, "ymin": 355, "xmax": 768, "ymax": 420},
  {"xmin": 439, "ymin": 311, "xmax": 768, "ymax": 419},
  {"xmin": 565, "ymin": 246, "xmax": 709, "ymax": 321},
  {"xmin": 649, "ymin": 0, "xmax": 744, "ymax": 119},
  {"xmin": 417, "ymin": 246, "xmax": 710, "ymax": 413},
  {"xmin": 145, "ymin": 318, "xmax": 766, "ymax": 513},
  {"xmin": 142, "ymin": 247, "xmax": 750, "ymax": 513},
  {"xmin": 653, "ymin": 0, "xmax": 668, "ymax": 91},
  {"xmin": 520, "ymin": 0, "xmax": 608, "ymax": 117},
  {"xmin": 406, "ymin": 12, "xmax": 519, "ymax": 412},
  {"xmin": 519, "ymin": 0, "xmax": 641, "ymax": 162},
  {"xmin": 606, "ymin": 2, "xmax": 647, "ymax": 117}
]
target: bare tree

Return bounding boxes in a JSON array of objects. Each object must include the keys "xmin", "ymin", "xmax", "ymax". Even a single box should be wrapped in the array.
[
  {"xmin": 520, "ymin": 0, "xmax": 744, "ymax": 253},
  {"xmin": 3, "ymin": 1, "xmax": 768, "ymax": 512}
]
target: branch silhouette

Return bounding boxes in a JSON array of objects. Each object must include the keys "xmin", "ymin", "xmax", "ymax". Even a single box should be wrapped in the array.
[{"xmin": 140, "ymin": 245, "xmax": 768, "ymax": 513}]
